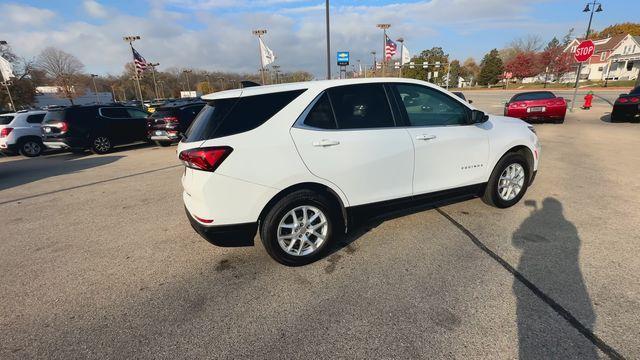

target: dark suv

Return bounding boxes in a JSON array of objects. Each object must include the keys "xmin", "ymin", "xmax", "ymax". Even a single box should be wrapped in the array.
[
  {"xmin": 42, "ymin": 105, "xmax": 149, "ymax": 154},
  {"xmin": 147, "ymin": 102, "xmax": 205, "ymax": 146}
]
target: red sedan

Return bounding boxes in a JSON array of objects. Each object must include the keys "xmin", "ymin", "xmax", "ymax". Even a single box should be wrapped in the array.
[{"xmin": 504, "ymin": 91, "xmax": 567, "ymax": 123}]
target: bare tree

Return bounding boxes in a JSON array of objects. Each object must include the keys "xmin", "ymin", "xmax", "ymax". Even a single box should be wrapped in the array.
[
  {"xmin": 509, "ymin": 34, "xmax": 544, "ymax": 53},
  {"xmin": 36, "ymin": 47, "xmax": 84, "ymax": 105}
]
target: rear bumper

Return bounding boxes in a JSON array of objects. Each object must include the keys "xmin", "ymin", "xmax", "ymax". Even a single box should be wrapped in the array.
[
  {"xmin": 611, "ymin": 105, "xmax": 640, "ymax": 122},
  {"xmin": 185, "ymin": 207, "xmax": 257, "ymax": 247},
  {"xmin": 42, "ymin": 136, "xmax": 87, "ymax": 149},
  {"xmin": 0, "ymin": 143, "xmax": 18, "ymax": 154},
  {"xmin": 148, "ymin": 130, "xmax": 180, "ymax": 142}
]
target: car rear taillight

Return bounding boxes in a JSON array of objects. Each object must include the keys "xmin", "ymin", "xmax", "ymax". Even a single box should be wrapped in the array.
[
  {"xmin": 163, "ymin": 116, "xmax": 179, "ymax": 122},
  {"xmin": 630, "ymin": 97, "xmax": 639, "ymax": 103},
  {"xmin": 0, "ymin": 127, "xmax": 13, "ymax": 138},
  {"xmin": 47, "ymin": 121, "xmax": 68, "ymax": 133},
  {"xmin": 618, "ymin": 97, "xmax": 629, "ymax": 103},
  {"xmin": 179, "ymin": 146, "xmax": 233, "ymax": 172}
]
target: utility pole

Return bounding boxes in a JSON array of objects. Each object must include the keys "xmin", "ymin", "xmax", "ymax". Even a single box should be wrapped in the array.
[
  {"xmin": 149, "ymin": 62, "xmax": 160, "ymax": 99},
  {"xmin": 325, "ymin": 0, "xmax": 331, "ymax": 80},
  {"xmin": 90, "ymin": 74, "xmax": 100, "ymax": 104},
  {"xmin": 272, "ymin": 65, "xmax": 280, "ymax": 83},
  {"xmin": 570, "ymin": 1, "xmax": 602, "ymax": 112},
  {"xmin": 370, "ymin": 51, "xmax": 376, "ymax": 77},
  {"xmin": 0, "ymin": 40, "xmax": 16, "ymax": 111},
  {"xmin": 123, "ymin": 35, "xmax": 144, "ymax": 106},
  {"xmin": 205, "ymin": 75, "xmax": 211, "ymax": 92},
  {"xmin": 396, "ymin": 38, "xmax": 404, "ymax": 78},
  {"xmin": 252, "ymin": 29, "xmax": 268, "ymax": 84},
  {"xmin": 218, "ymin": 77, "xmax": 225, "ymax": 90},
  {"xmin": 377, "ymin": 24, "xmax": 391, "ymax": 77},
  {"xmin": 110, "ymin": 85, "xmax": 117, "ymax": 102},
  {"xmin": 183, "ymin": 69, "xmax": 193, "ymax": 93}
]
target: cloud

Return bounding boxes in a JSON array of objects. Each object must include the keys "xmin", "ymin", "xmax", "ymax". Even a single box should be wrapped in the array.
[
  {"xmin": 83, "ymin": 0, "xmax": 108, "ymax": 18},
  {"xmin": 1, "ymin": 1, "xmax": 569, "ymax": 77}
]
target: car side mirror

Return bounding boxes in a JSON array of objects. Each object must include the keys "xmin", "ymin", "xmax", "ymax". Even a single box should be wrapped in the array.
[
  {"xmin": 468, "ymin": 99, "xmax": 473, "ymax": 104},
  {"xmin": 470, "ymin": 109, "xmax": 489, "ymax": 124}
]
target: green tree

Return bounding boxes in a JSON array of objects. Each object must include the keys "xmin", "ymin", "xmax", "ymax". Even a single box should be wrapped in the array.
[
  {"xmin": 477, "ymin": 49, "xmax": 504, "ymax": 86},
  {"xmin": 402, "ymin": 47, "xmax": 449, "ymax": 83}
]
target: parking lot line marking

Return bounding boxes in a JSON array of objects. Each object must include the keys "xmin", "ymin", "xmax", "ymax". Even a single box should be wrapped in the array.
[
  {"xmin": 0, "ymin": 165, "xmax": 182, "ymax": 206},
  {"xmin": 436, "ymin": 208, "xmax": 626, "ymax": 360}
]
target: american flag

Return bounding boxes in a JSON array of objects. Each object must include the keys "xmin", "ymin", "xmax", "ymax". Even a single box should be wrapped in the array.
[
  {"xmin": 131, "ymin": 47, "xmax": 149, "ymax": 74},
  {"xmin": 385, "ymin": 35, "xmax": 397, "ymax": 60}
]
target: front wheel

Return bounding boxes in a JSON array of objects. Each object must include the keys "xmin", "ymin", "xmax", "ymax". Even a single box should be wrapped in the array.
[
  {"xmin": 91, "ymin": 136, "xmax": 112, "ymax": 154},
  {"xmin": 482, "ymin": 153, "xmax": 530, "ymax": 208},
  {"xmin": 260, "ymin": 190, "xmax": 340, "ymax": 266},
  {"xmin": 19, "ymin": 139, "xmax": 43, "ymax": 157}
]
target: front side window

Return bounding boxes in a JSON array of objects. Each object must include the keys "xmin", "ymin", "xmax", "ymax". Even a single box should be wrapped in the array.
[
  {"xmin": 327, "ymin": 84, "xmax": 394, "ymax": 129},
  {"xmin": 303, "ymin": 93, "xmax": 337, "ymax": 129},
  {"xmin": 395, "ymin": 84, "xmax": 469, "ymax": 126}
]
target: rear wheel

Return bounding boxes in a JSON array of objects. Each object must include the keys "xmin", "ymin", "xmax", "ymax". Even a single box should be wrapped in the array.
[
  {"xmin": 91, "ymin": 136, "xmax": 112, "ymax": 154},
  {"xmin": 19, "ymin": 139, "xmax": 43, "ymax": 157},
  {"xmin": 482, "ymin": 153, "xmax": 530, "ymax": 208},
  {"xmin": 260, "ymin": 190, "xmax": 340, "ymax": 266}
]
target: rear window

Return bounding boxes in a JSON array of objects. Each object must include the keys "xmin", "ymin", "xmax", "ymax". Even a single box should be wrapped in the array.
[
  {"xmin": 151, "ymin": 108, "xmax": 177, "ymax": 118},
  {"xmin": 185, "ymin": 90, "xmax": 305, "ymax": 142},
  {"xmin": 0, "ymin": 115, "xmax": 14, "ymax": 125},
  {"xmin": 511, "ymin": 92, "xmax": 555, "ymax": 102},
  {"xmin": 43, "ymin": 110, "xmax": 65, "ymax": 124}
]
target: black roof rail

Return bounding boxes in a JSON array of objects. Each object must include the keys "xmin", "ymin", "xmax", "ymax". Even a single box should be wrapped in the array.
[{"xmin": 240, "ymin": 80, "xmax": 261, "ymax": 88}]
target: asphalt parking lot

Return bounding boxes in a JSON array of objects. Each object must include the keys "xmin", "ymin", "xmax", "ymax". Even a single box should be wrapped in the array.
[{"xmin": 1, "ymin": 89, "xmax": 638, "ymax": 359}]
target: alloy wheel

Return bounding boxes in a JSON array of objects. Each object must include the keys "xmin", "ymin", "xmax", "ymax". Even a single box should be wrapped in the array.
[
  {"xmin": 277, "ymin": 205, "xmax": 328, "ymax": 256},
  {"xmin": 22, "ymin": 141, "xmax": 41, "ymax": 156},
  {"xmin": 93, "ymin": 137, "xmax": 111, "ymax": 153},
  {"xmin": 498, "ymin": 163, "xmax": 525, "ymax": 201}
]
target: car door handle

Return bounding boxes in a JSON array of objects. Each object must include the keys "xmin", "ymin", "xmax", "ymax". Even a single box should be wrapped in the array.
[
  {"xmin": 312, "ymin": 139, "xmax": 340, "ymax": 147},
  {"xmin": 415, "ymin": 134, "xmax": 437, "ymax": 141}
]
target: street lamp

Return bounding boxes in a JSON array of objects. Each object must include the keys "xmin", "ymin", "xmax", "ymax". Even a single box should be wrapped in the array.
[
  {"xmin": 252, "ymin": 29, "xmax": 268, "ymax": 84},
  {"xmin": 325, "ymin": 0, "xmax": 331, "ymax": 80},
  {"xmin": 148, "ymin": 62, "xmax": 160, "ymax": 99},
  {"xmin": 123, "ymin": 35, "xmax": 144, "ymax": 105},
  {"xmin": 272, "ymin": 65, "xmax": 281, "ymax": 84},
  {"xmin": 90, "ymin": 74, "xmax": 100, "ymax": 104},
  {"xmin": 570, "ymin": 1, "xmax": 603, "ymax": 112},
  {"xmin": 182, "ymin": 69, "xmax": 193, "ymax": 93},
  {"xmin": 376, "ymin": 24, "xmax": 391, "ymax": 76}
]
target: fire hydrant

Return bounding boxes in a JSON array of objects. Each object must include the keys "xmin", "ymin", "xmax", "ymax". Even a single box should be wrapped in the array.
[{"xmin": 582, "ymin": 92, "xmax": 594, "ymax": 110}]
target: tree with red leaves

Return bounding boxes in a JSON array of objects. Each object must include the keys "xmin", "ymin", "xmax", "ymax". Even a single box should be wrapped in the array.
[{"xmin": 504, "ymin": 52, "xmax": 539, "ymax": 80}]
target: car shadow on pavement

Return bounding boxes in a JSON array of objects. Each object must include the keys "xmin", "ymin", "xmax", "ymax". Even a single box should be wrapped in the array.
[
  {"xmin": 600, "ymin": 113, "xmax": 612, "ymax": 123},
  {"xmin": 512, "ymin": 198, "xmax": 597, "ymax": 359},
  {"xmin": 0, "ymin": 155, "xmax": 124, "ymax": 192}
]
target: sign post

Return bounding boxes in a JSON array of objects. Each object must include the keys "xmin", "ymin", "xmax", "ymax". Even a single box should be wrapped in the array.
[
  {"xmin": 570, "ymin": 40, "xmax": 595, "ymax": 112},
  {"xmin": 337, "ymin": 51, "xmax": 349, "ymax": 79}
]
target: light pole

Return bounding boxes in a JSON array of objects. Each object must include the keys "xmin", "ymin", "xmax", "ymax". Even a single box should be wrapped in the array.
[
  {"xmin": 0, "ymin": 40, "xmax": 16, "ymax": 111},
  {"xmin": 370, "ymin": 51, "xmax": 376, "ymax": 77},
  {"xmin": 272, "ymin": 65, "xmax": 281, "ymax": 83},
  {"xmin": 325, "ymin": 0, "xmax": 331, "ymax": 80},
  {"xmin": 205, "ymin": 74, "xmax": 211, "ymax": 92},
  {"xmin": 377, "ymin": 24, "xmax": 391, "ymax": 77},
  {"xmin": 157, "ymin": 80, "xmax": 166, "ymax": 99},
  {"xmin": 183, "ymin": 69, "xmax": 193, "ymax": 93},
  {"xmin": 218, "ymin": 77, "xmax": 225, "ymax": 90},
  {"xmin": 90, "ymin": 74, "xmax": 100, "ymax": 104},
  {"xmin": 148, "ymin": 62, "xmax": 160, "ymax": 99},
  {"xmin": 123, "ymin": 35, "xmax": 144, "ymax": 105},
  {"xmin": 570, "ymin": 1, "xmax": 603, "ymax": 112},
  {"xmin": 396, "ymin": 38, "xmax": 404, "ymax": 78},
  {"xmin": 252, "ymin": 29, "xmax": 268, "ymax": 84}
]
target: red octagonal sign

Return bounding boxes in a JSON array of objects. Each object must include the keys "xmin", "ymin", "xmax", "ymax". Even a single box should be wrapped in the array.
[{"xmin": 574, "ymin": 40, "xmax": 595, "ymax": 63}]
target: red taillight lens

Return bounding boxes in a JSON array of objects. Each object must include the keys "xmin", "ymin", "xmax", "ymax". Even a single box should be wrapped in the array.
[
  {"xmin": 163, "ymin": 116, "xmax": 179, "ymax": 122},
  {"xmin": 630, "ymin": 97, "xmax": 639, "ymax": 103},
  {"xmin": 179, "ymin": 146, "xmax": 233, "ymax": 172},
  {"xmin": 0, "ymin": 127, "xmax": 13, "ymax": 138},
  {"xmin": 618, "ymin": 97, "xmax": 628, "ymax": 103}
]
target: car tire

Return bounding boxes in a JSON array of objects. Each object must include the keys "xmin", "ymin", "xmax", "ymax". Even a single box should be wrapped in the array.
[
  {"xmin": 555, "ymin": 117, "xmax": 565, "ymax": 124},
  {"xmin": 260, "ymin": 189, "xmax": 341, "ymax": 266},
  {"xmin": 482, "ymin": 153, "xmax": 530, "ymax": 208},
  {"xmin": 155, "ymin": 141, "xmax": 172, "ymax": 147},
  {"xmin": 19, "ymin": 139, "xmax": 43, "ymax": 157},
  {"xmin": 91, "ymin": 135, "xmax": 112, "ymax": 154}
]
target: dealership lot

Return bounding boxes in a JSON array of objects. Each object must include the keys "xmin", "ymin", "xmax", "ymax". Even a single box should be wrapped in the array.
[{"xmin": 1, "ymin": 90, "xmax": 639, "ymax": 359}]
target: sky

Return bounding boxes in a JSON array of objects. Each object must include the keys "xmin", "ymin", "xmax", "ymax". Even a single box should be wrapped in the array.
[{"xmin": 0, "ymin": 0, "xmax": 636, "ymax": 78}]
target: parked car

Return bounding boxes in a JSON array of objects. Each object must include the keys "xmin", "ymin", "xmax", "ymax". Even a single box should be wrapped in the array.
[
  {"xmin": 611, "ymin": 86, "xmax": 640, "ymax": 122},
  {"xmin": 147, "ymin": 102, "xmax": 205, "ymax": 146},
  {"xmin": 178, "ymin": 78, "xmax": 540, "ymax": 266},
  {"xmin": 41, "ymin": 105, "xmax": 149, "ymax": 154},
  {"xmin": 504, "ymin": 91, "xmax": 566, "ymax": 123},
  {"xmin": 0, "ymin": 110, "xmax": 47, "ymax": 157},
  {"xmin": 452, "ymin": 91, "xmax": 473, "ymax": 103}
]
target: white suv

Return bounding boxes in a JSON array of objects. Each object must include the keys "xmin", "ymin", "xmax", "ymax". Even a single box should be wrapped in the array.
[
  {"xmin": 178, "ymin": 78, "xmax": 540, "ymax": 265},
  {"xmin": 0, "ymin": 110, "xmax": 47, "ymax": 157}
]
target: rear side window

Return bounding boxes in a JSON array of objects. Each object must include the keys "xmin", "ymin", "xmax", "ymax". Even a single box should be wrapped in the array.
[
  {"xmin": 303, "ymin": 93, "xmax": 337, "ymax": 129},
  {"xmin": 327, "ymin": 84, "xmax": 394, "ymax": 129},
  {"xmin": 100, "ymin": 107, "xmax": 130, "ymax": 118},
  {"xmin": 186, "ymin": 90, "xmax": 305, "ymax": 141},
  {"xmin": 27, "ymin": 114, "xmax": 45, "ymax": 123},
  {"xmin": 511, "ymin": 92, "xmax": 555, "ymax": 102},
  {"xmin": 0, "ymin": 116, "xmax": 14, "ymax": 125}
]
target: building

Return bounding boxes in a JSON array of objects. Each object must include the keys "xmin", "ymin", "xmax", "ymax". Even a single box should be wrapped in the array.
[{"xmin": 565, "ymin": 34, "xmax": 640, "ymax": 81}]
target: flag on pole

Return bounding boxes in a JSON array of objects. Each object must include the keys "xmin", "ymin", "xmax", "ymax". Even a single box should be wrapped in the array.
[
  {"xmin": 0, "ymin": 56, "xmax": 14, "ymax": 82},
  {"xmin": 401, "ymin": 43, "xmax": 411, "ymax": 65},
  {"xmin": 131, "ymin": 47, "xmax": 149, "ymax": 74},
  {"xmin": 259, "ymin": 38, "xmax": 275, "ymax": 66},
  {"xmin": 385, "ymin": 35, "xmax": 397, "ymax": 60}
]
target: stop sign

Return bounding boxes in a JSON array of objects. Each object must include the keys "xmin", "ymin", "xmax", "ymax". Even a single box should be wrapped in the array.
[{"xmin": 574, "ymin": 40, "xmax": 595, "ymax": 62}]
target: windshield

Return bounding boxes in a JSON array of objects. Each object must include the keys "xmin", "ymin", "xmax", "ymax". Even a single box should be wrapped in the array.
[{"xmin": 0, "ymin": 115, "xmax": 14, "ymax": 125}]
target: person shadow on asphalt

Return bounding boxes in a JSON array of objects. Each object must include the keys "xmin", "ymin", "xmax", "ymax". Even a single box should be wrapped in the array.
[{"xmin": 512, "ymin": 198, "xmax": 598, "ymax": 359}]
